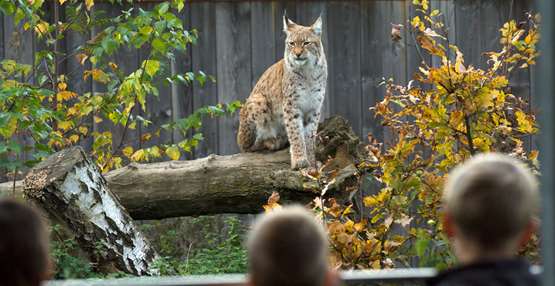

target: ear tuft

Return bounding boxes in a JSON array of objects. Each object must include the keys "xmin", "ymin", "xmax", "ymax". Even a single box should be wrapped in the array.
[
  {"xmin": 283, "ymin": 12, "xmax": 297, "ymax": 33},
  {"xmin": 311, "ymin": 15, "xmax": 323, "ymax": 36}
]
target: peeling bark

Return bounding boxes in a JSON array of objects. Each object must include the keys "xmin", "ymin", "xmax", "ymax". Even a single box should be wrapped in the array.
[{"xmin": 23, "ymin": 147, "xmax": 158, "ymax": 275}]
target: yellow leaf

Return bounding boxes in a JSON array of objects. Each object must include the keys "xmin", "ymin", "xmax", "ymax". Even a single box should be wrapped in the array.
[
  {"xmin": 94, "ymin": 116, "xmax": 103, "ymax": 123},
  {"xmin": 59, "ymin": 0, "xmax": 67, "ymax": 5},
  {"xmin": 67, "ymin": 107, "xmax": 79, "ymax": 116},
  {"xmin": 78, "ymin": 126, "xmax": 88, "ymax": 135},
  {"xmin": 263, "ymin": 191, "xmax": 282, "ymax": 213},
  {"xmin": 109, "ymin": 62, "xmax": 118, "ymax": 70},
  {"xmin": 85, "ymin": 0, "xmax": 94, "ymax": 10},
  {"xmin": 84, "ymin": 69, "xmax": 109, "ymax": 83},
  {"xmin": 344, "ymin": 220, "xmax": 355, "ymax": 233},
  {"xmin": 58, "ymin": 121, "xmax": 73, "ymax": 131},
  {"xmin": 130, "ymin": 149, "xmax": 145, "ymax": 162},
  {"xmin": 515, "ymin": 110, "xmax": 536, "ymax": 134},
  {"xmin": 141, "ymin": 133, "xmax": 152, "ymax": 142},
  {"xmin": 76, "ymin": 53, "xmax": 88, "ymax": 65},
  {"xmin": 363, "ymin": 196, "xmax": 378, "ymax": 207},
  {"xmin": 58, "ymin": 82, "xmax": 67, "ymax": 91},
  {"xmin": 57, "ymin": 91, "xmax": 77, "ymax": 101},
  {"xmin": 149, "ymin": 146, "xmax": 161, "ymax": 158},
  {"xmin": 34, "ymin": 21, "xmax": 49, "ymax": 36},
  {"xmin": 530, "ymin": 150, "xmax": 539, "ymax": 161},
  {"xmin": 122, "ymin": 146, "xmax": 134, "ymax": 158},
  {"xmin": 166, "ymin": 146, "xmax": 181, "ymax": 160},
  {"xmin": 143, "ymin": 60, "xmax": 160, "ymax": 77},
  {"xmin": 69, "ymin": 134, "xmax": 80, "ymax": 143}
]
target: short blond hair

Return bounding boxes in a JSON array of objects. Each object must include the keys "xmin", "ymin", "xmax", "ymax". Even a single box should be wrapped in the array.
[
  {"xmin": 247, "ymin": 205, "xmax": 329, "ymax": 286},
  {"xmin": 443, "ymin": 153, "xmax": 539, "ymax": 248}
]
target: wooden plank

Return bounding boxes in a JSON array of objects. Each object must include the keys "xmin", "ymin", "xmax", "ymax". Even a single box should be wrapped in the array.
[
  {"xmin": 361, "ymin": 0, "xmax": 406, "ymax": 144},
  {"xmin": 430, "ymin": 0, "xmax": 456, "ymax": 65},
  {"xmin": 65, "ymin": 8, "xmax": 94, "ymax": 151},
  {"xmin": 3, "ymin": 14, "xmax": 36, "ymax": 168},
  {"xmin": 327, "ymin": 1, "xmax": 362, "ymax": 137},
  {"xmin": 215, "ymin": 1, "xmax": 252, "ymax": 155},
  {"xmin": 251, "ymin": 2, "xmax": 277, "ymax": 85},
  {"xmin": 172, "ymin": 4, "xmax": 194, "ymax": 159},
  {"xmin": 406, "ymin": 1, "xmax": 431, "ymax": 83},
  {"xmin": 454, "ymin": 0, "xmax": 482, "ymax": 68},
  {"xmin": 273, "ymin": 1, "xmax": 296, "ymax": 61},
  {"xmin": 136, "ymin": 2, "xmax": 173, "ymax": 153},
  {"xmin": 510, "ymin": 0, "xmax": 535, "ymax": 150},
  {"xmin": 91, "ymin": 3, "xmax": 141, "ymax": 157},
  {"xmin": 191, "ymin": 1, "xmax": 219, "ymax": 157},
  {"xmin": 359, "ymin": 0, "xmax": 407, "ymax": 208},
  {"xmin": 296, "ymin": 1, "xmax": 330, "ymax": 119}
]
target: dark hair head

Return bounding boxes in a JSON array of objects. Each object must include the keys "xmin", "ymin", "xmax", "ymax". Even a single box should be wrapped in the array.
[
  {"xmin": 247, "ymin": 205, "xmax": 329, "ymax": 286},
  {"xmin": 0, "ymin": 199, "xmax": 51, "ymax": 286}
]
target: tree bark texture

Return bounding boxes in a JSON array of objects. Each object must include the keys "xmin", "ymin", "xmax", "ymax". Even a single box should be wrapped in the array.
[
  {"xmin": 22, "ymin": 147, "xmax": 159, "ymax": 275},
  {"xmin": 1, "ymin": 116, "xmax": 365, "ymax": 220}
]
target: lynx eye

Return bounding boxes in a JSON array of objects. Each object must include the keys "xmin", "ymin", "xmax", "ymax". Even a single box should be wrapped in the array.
[
  {"xmin": 303, "ymin": 41, "xmax": 311, "ymax": 46},
  {"xmin": 288, "ymin": 42, "xmax": 295, "ymax": 46}
]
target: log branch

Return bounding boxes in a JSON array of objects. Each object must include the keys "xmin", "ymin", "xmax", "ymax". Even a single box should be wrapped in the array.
[{"xmin": 1, "ymin": 116, "xmax": 363, "ymax": 220}]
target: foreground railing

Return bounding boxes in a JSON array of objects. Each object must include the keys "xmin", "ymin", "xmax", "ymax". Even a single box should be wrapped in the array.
[
  {"xmin": 46, "ymin": 266, "xmax": 543, "ymax": 286},
  {"xmin": 46, "ymin": 268, "xmax": 437, "ymax": 286}
]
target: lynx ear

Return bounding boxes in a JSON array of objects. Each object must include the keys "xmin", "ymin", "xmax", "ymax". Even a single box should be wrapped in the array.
[
  {"xmin": 283, "ymin": 13, "xmax": 297, "ymax": 32},
  {"xmin": 311, "ymin": 15, "xmax": 323, "ymax": 36}
]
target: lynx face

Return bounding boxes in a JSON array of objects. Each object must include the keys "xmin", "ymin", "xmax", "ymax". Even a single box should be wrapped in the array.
[{"xmin": 283, "ymin": 16, "xmax": 323, "ymax": 68}]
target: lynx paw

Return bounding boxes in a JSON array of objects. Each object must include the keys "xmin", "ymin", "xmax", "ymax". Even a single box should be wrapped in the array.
[{"xmin": 291, "ymin": 157, "xmax": 310, "ymax": 170}]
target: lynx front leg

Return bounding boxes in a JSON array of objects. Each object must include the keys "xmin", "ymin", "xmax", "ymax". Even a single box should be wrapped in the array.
[
  {"xmin": 284, "ymin": 107, "xmax": 309, "ymax": 170},
  {"xmin": 304, "ymin": 111, "xmax": 320, "ymax": 168}
]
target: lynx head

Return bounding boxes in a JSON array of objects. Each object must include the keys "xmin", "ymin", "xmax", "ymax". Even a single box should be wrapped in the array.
[{"xmin": 283, "ymin": 15, "xmax": 324, "ymax": 68}]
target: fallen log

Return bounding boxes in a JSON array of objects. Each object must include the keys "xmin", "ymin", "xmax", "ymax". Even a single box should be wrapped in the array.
[
  {"xmin": 23, "ymin": 147, "xmax": 158, "ymax": 275},
  {"xmin": 2, "ymin": 116, "xmax": 364, "ymax": 220}
]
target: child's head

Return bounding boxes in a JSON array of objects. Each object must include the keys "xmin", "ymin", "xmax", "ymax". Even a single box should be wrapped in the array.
[
  {"xmin": 0, "ymin": 199, "xmax": 51, "ymax": 286},
  {"xmin": 247, "ymin": 205, "xmax": 338, "ymax": 286},
  {"xmin": 442, "ymin": 153, "xmax": 539, "ymax": 262}
]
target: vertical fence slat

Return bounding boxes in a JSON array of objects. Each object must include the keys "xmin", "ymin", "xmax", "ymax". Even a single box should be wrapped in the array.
[
  {"xmin": 138, "ymin": 3, "xmax": 173, "ymax": 153},
  {"xmin": 454, "ymin": 0, "xmax": 482, "ymax": 67},
  {"xmin": 251, "ymin": 2, "xmax": 277, "ymax": 85},
  {"xmin": 215, "ymin": 2, "xmax": 252, "ymax": 155},
  {"xmin": 172, "ymin": 5, "xmax": 194, "ymax": 159},
  {"xmin": 273, "ymin": 1, "xmax": 296, "ymax": 61},
  {"xmin": 327, "ymin": 1, "xmax": 363, "ymax": 137},
  {"xmin": 191, "ymin": 2, "xmax": 219, "ymax": 157},
  {"xmin": 361, "ymin": 0, "xmax": 407, "ymax": 146}
]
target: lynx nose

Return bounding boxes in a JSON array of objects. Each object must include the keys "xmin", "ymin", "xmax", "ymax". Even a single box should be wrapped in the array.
[{"xmin": 293, "ymin": 47, "xmax": 303, "ymax": 58}]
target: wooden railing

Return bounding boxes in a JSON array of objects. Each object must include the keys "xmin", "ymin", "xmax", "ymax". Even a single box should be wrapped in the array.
[{"xmin": 46, "ymin": 269, "xmax": 437, "ymax": 286}]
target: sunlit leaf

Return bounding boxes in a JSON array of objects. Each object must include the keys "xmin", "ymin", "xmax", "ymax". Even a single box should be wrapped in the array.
[{"xmin": 166, "ymin": 146, "xmax": 180, "ymax": 160}]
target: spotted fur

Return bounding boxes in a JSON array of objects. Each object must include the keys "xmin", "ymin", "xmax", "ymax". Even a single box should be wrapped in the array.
[{"xmin": 237, "ymin": 15, "xmax": 327, "ymax": 170}]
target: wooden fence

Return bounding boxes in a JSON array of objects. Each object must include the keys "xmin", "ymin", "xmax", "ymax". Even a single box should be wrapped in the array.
[{"xmin": 0, "ymin": 0, "xmax": 535, "ymax": 171}]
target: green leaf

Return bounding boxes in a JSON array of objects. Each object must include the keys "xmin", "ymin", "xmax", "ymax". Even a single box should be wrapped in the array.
[
  {"xmin": 152, "ymin": 38, "xmax": 167, "ymax": 54},
  {"xmin": 157, "ymin": 2, "xmax": 170, "ymax": 15}
]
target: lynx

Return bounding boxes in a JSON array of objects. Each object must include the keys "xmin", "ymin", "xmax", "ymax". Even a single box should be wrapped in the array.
[{"xmin": 237, "ymin": 15, "xmax": 327, "ymax": 170}]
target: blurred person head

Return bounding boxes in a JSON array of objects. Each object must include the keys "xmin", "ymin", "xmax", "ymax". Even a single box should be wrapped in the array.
[
  {"xmin": 442, "ymin": 153, "xmax": 539, "ymax": 264},
  {"xmin": 247, "ymin": 205, "xmax": 338, "ymax": 286},
  {"xmin": 0, "ymin": 199, "xmax": 51, "ymax": 286}
]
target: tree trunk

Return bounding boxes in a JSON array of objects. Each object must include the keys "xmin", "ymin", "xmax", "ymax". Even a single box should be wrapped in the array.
[
  {"xmin": 22, "ymin": 147, "xmax": 158, "ymax": 275},
  {"xmin": 2, "ymin": 116, "xmax": 365, "ymax": 220}
]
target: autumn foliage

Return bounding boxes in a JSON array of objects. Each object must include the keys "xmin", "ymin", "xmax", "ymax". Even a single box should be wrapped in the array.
[
  {"xmin": 0, "ymin": 0, "xmax": 239, "ymax": 176},
  {"xmin": 265, "ymin": 1, "xmax": 540, "ymax": 270}
]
